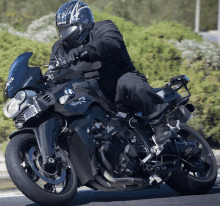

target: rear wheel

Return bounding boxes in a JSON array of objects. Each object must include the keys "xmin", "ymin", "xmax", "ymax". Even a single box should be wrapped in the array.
[
  {"xmin": 5, "ymin": 133, "xmax": 78, "ymax": 206},
  {"xmin": 165, "ymin": 125, "xmax": 218, "ymax": 195}
]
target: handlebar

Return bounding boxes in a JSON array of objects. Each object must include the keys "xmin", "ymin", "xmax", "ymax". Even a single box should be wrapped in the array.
[
  {"xmin": 50, "ymin": 50, "xmax": 90, "ymax": 71},
  {"xmin": 43, "ymin": 50, "xmax": 89, "ymax": 81}
]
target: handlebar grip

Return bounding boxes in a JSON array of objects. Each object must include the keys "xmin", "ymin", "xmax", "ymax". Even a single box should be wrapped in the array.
[
  {"xmin": 79, "ymin": 50, "xmax": 89, "ymax": 61},
  {"xmin": 50, "ymin": 50, "xmax": 89, "ymax": 71},
  {"xmin": 69, "ymin": 50, "xmax": 89, "ymax": 64}
]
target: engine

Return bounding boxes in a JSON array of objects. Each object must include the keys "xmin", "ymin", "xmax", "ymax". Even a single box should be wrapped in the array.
[
  {"xmin": 88, "ymin": 115, "xmax": 152, "ymax": 178},
  {"xmin": 96, "ymin": 128, "xmax": 144, "ymax": 178}
]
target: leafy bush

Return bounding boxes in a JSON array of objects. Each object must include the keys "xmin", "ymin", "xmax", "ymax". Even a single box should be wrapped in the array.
[
  {"xmin": 169, "ymin": 39, "xmax": 220, "ymax": 70},
  {"xmin": 0, "ymin": 11, "xmax": 219, "ymax": 146},
  {"xmin": 91, "ymin": 12, "xmax": 202, "ymax": 81},
  {"xmin": 0, "ymin": 13, "xmax": 57, "ymax": 43},
  {"xmin": 0, "ymin": 0, "xmax": 219, "ymax": 32},
  {"xmin": 1, "ymin": 12, "xmax": 202, "ymax": 82},
  {"xmin": 178, "ymin": 64, "xmax": 220, "ymax": 141},
  {"xmin": 163, "ymin": 38, "xmax": 220, "ymax": 141},
  {"xmin": 0, "ymin": 30, "xmax": 53, "ymax": 142},
  {"xmin": 150, "ymin": 59, "xmax": 220, "ymax": 142}
]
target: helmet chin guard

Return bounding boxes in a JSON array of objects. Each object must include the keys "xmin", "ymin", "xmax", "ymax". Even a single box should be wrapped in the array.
[{"xmin": 56, "ymin": 1, "xmax": 95, "ymax": 48}]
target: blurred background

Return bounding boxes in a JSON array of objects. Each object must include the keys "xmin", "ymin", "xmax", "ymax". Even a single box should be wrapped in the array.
[
  {"xmin": 0, "ymin": 0, "xmax": 220, "ymax": 153},
  {"xmin": 0, "ymin": 0, "xmax": 219, "ymax": 32}
]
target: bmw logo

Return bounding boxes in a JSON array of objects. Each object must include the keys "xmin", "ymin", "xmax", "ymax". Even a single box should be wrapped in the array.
[{"xmin": 64, "ymin": 88, "xmax": 75, "ymax": 96}]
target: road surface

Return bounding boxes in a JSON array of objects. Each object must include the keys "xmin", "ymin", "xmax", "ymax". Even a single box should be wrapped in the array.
[{"xmin": 0, "ymin": 177, "xmax": 219, "ymax": 206}]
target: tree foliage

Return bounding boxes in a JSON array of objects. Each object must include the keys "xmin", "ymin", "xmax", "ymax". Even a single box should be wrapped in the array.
[
  {"xmin": 0, "ymin": 1, "xmax": 219, "ymax": 144},
  {"xmin": 0, "ymin": 0, "xmax": 219, "ymax": 32}
]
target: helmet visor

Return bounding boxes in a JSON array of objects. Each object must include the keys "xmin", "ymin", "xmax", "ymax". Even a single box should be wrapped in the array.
[
  {"xmin": 56, "ymin": 25, "xmax": 67, "ymax": 38},
  {"xmin": 57, "ymin": 23, "xmax": 81, "ymax": 45}
]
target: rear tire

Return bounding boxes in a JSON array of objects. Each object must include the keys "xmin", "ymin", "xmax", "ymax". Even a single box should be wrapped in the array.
[
  {"xmin": 5, "ymin": 133, "xmax": 78, "ymax": 206},
  {"xmin": 165, "ymin": 124, "xmax": 218, "ymax": 195}
]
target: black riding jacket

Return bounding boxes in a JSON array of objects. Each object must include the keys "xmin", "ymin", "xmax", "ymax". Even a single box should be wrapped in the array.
[{"xmin": 49, "ymin": 20, "xmax": 139, "ymax": 102}]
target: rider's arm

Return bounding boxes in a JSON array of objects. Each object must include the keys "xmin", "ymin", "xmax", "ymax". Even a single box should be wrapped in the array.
[
  {"xmin": 67, "ymin": 21, "xmax": 124, "ymax": 71},
  {"xmin": 86, "ymin": 30, "xmax": 123, "ymax": 61},
  {"xmin": 84, "ymin": 29, "xmax": 124, "ymax": 67}
]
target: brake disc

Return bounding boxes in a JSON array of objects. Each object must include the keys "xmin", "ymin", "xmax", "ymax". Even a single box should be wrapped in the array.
[{"xmin": 27, "ymin": 146, "xmax": 66, "ymax": 184}]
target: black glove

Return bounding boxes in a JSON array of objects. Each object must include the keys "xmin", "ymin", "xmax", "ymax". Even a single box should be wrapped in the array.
[{"xmin": 68, "ymin": 45, "xmax": 89, "ymax": 63}]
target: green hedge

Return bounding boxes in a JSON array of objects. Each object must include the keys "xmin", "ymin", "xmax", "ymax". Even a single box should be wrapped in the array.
[
  {"xmin": 150, "ymin": 59, "xmax": 220, "ymax": 142},
  {"xmin": 0, "ymin": 10, "xmax": 218, "ymax": 148},
  {"xmin": 0, "ymin": 30, "xmax": 53, "ymax": 143},
  {"xmin": 180, "ymin": 62, "xmax": 220, "ymax": 141},
  {"xmin": 93, "ymin": 10, "xmax": 203, "ymax": 79}
]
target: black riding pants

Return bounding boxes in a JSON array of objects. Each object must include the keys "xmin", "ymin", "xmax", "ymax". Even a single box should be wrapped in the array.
[{"xmin": 114, "ymin": 72, "xmax": 168, "ymax": 120}]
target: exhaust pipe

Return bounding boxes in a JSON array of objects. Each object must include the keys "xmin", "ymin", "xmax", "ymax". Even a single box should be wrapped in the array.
[
  {"xmin": 94, "ymin": 174, "xmax": 149, "ymax": 191},
  {"xmin": 95, "ymin": 175, "xmax": 115, "ymax": 188},
  {"xmin": 99, "ymin": 164, "xmax": 148, "ymax": 186},
  {"xmin": 95, "ymin": 143, "xmax": 149, "ymax": 191},
  {"xmin": 98, "ymin": 145, "xmax": 148, "ymax": 186},
  {"xmin": 88, "ymin": 180, "xmax": 119, "ymax": 192},
  {"xmin": 89, "ymin": 177, "xmax": 149, "ymax": 192},
  {"xmin": 98, "ymin": 146, "xmax": 114, "ymax": 176}
]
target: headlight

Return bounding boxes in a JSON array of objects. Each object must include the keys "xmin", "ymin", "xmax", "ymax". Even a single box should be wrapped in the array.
[
  {"xmin": 3, "ymin": 98, "xmax": 20, "ymax": 118},
  {"xmin": 3, "ymin": 90, "xmax": 36, "ymax": 119},
  {"xmin": 14, "ymin": 91, "xmax": 26, "ymax": 104}
]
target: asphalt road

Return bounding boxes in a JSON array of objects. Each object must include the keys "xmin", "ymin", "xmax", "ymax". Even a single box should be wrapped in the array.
[{"xmin": 0, "ymin": 177, "xmax": 220, "ymax": 206}]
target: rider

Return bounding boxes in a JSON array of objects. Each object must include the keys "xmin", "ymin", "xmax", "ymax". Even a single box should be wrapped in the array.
[{"xmin": 49, "ymin": 1, "xmax": 186, "ymax": 154}]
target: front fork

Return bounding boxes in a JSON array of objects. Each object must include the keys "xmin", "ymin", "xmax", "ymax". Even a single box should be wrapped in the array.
[{"xmin": 36, "ymin": 117, "xmax": 63, "ymax": 165}]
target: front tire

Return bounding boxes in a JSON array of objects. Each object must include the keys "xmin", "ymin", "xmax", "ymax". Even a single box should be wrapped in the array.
[
  {"xmin": 5, "ymin": 133, "xmax": 78, "ymax": 206},
  {"xmin": 165, "ymin": 124, "xmax": 218, "ymax": 195}
]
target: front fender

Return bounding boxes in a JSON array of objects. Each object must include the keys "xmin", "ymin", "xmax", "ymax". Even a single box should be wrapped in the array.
[
  {"xmin": 9, "ymin": 128, "xmax": 35, "ymax": 139},
  {"xmin": 9, "ymin": 117, "xmax": 62, "ymax": 164},
  {"xmin": 9, "ymin": 127, "xmax": 43, "ymax": 159}
]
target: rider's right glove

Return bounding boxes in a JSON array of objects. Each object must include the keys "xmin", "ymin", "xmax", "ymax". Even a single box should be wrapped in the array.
[{"xmin": 67, "ymin": 45, "xmax": 89, "ymax": 64}]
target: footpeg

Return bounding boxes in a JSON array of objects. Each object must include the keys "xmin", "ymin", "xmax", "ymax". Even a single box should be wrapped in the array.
[
  {"xmin": 148, "ymin": 180, "xmax": 161, "ymax": 189},
  {"xmin": 142, "ymin": 153, "xmax": 153, "ymax": 164},
  {"xmin": 167, "ymin": 120, "xmax": 181, "ymax": 132}
]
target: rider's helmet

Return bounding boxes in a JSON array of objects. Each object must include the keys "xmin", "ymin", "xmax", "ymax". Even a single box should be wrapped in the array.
[{"xmin": 56, "ymin": 1, "xmax": 95, "ymax": 48}]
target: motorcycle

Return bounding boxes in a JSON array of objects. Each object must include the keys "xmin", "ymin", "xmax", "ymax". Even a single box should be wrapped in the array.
[{"xmin": 3, "ymin": 52, "xmax": 217, "ymax": 206}]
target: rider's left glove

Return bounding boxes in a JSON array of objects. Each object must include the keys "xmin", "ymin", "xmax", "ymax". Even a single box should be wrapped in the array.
[{"xmin": 68, "ymin": 45, "xmax": 89, "ymax": 63}]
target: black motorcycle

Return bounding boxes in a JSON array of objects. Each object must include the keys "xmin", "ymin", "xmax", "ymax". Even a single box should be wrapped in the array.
[{"xmin": 3, "ymin": 52, "xmax": 217, "ymax": 206}]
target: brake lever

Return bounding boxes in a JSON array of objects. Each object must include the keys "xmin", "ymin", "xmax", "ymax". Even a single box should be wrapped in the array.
[
  {"xmin": 51, "ymin": 59, "xmax": 71, "ymax": 71},
  {"xmin": 47, "ymin": 50, "xmax": 89, "ymax": 73}
]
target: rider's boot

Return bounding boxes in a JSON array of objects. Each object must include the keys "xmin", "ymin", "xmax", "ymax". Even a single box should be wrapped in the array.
[
  {"xmin": 149, "ymin": 114, "xmax": 172, "ymax": 146},
  {"xmin": 149, "ymin": 115, "xmax": 202, "ymax": 158}
]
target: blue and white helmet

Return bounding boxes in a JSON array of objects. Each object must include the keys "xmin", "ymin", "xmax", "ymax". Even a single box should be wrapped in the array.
[{"xmin": 56, "ymin": 1, "xmax": 95, "ymax": 48}]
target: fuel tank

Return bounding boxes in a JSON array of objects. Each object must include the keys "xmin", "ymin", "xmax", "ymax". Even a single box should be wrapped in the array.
[{"xmin": 41, "ymin": 80, "xmax": 113, "ymax": 117}]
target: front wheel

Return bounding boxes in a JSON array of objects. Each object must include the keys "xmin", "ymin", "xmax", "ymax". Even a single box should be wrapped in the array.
[
  {"xmin": 5, "ymin": 133, "xmax": 78, "ymax": 206},
  {"xmin": 165, "ymin": 124, "xmax": 218, "ymax": 195}
]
